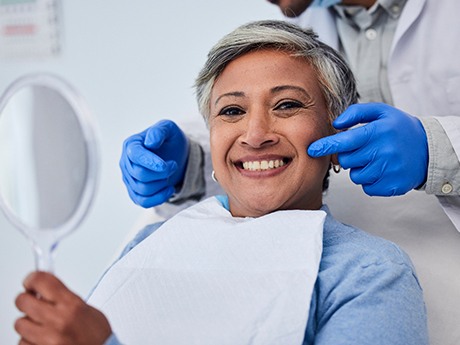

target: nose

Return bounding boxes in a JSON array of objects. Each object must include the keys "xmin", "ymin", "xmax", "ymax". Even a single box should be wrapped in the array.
[{"xmin": 239, "ymin": 111, "xmax": 279, "ymax": 148}]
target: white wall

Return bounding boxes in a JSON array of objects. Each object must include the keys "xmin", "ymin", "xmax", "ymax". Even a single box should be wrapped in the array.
[{"xmin": 0, "ymin": 1, "xmax": 283, "ymax": 343}]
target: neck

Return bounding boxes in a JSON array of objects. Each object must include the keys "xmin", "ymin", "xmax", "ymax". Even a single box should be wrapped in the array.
[{"xmin": 341, "ymin": 0, "xmax": 376, "ymax": 9}]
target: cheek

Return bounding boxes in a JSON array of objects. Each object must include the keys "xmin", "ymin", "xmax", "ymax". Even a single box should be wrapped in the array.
[
  {"xmin": 209, "ymin": 130, "xmax": 222, "ymax": 168},
  {"xmin": 209, "ymin": 126, "xmax": 234, "ymax": 171},
  {"xmin": 292, "ymin": 122, "xmax": 327, "ymax": 149},
  {"xmin": 292, "ymin": 122, "xmax": 332, "ymax": 171}
]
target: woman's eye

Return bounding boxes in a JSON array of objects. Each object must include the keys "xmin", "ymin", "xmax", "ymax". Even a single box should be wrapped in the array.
[
  {"xmin": 275, "ymin": 101, "xmax": 304, "ymax": 111},
  {"xmin": 218, "ymin": 106, "xmax": 245, "ymax": 116}
]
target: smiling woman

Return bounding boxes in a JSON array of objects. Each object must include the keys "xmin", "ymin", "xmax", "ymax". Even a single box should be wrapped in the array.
[
  {"xmin": 196, "ymin": 21, "xmax": 356, "ymax": 218},
  {"xmin": 14, "ymin": 20, "xmax": 428, "ymax": 345},
  {"xmin": 208, "ymin": 50, "xmax": 335, "ymax": 217}
]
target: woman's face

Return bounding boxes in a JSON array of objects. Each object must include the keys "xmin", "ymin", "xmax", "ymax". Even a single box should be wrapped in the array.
[{"xmin": 209, "ymin": 49, "xmax": 334, "ymax": 218}]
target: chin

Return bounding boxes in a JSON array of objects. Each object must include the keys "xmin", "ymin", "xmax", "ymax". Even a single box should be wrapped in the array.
[{"xmin": 237, "ymin": 198, "xmax": 286, "ymax": 218}]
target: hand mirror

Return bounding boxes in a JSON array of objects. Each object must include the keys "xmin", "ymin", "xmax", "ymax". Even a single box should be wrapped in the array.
[{"xmin": 0, "ymin": 73, "xmax": 98, "ymax": 272}]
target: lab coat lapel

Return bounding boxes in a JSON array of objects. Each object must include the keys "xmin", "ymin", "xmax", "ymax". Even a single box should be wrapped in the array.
[{"xmin": 390, "ymin": 0, "xmax": 426, "ymax": 56}]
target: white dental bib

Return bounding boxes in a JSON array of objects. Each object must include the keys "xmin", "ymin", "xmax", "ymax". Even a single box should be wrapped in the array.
[{"xmin": 88, "ymin": 197, "xmax": 325, "ymax": 345}]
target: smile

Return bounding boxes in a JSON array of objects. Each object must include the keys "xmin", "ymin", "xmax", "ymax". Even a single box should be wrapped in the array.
[{"xmin": 240, "ymin": 158, "xmax": 290, "ymax": 171}]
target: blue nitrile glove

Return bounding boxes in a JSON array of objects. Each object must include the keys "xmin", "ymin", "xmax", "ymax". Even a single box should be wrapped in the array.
[
  {"xmin": 119, "ymin": 120, "xmax": 189, "ymax": 208},
  {"xmin": 308, "ymin": 103, "xmax": 429, "ymax": 196}
]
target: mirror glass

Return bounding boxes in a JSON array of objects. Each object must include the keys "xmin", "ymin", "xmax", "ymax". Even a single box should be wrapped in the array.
[{"xmin": 0, "ymin": 73, "xmax": 98, "ymax": 271}]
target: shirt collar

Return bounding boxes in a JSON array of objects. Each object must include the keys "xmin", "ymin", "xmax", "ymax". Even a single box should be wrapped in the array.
[
  {"xmin": 333, "ymin": 0, "xmax": 407, "ymax": 29},
  {"xmin": 379, "ymin": 0, "xmax": 407, "ymax": 19}
]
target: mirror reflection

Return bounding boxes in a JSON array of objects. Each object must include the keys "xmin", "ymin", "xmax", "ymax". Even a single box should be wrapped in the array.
[
  {"xmin": 0, "ymin": 85, "xmax": 87, "ymax": 229},
  {"xmin": 0, "ymin": 74, "xmax": 98, "ymax": 271}
]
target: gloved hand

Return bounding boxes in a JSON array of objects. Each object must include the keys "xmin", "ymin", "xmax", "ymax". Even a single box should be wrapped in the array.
[
  {"xmin": 308, "ymin": 103, "xmax": 429, "ymax": 196},
  {"xmin": 119, "ymin": 120, "xmax": 189, "ymax": 208}
]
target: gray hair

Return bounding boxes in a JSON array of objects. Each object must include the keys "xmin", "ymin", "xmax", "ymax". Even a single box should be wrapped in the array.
[{"xmin": 195, "ymin": 20, "xmax": 358, "ymax": 125}]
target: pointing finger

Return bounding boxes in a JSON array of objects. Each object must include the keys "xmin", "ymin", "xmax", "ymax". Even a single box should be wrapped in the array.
[{"xmin": 308, "ymin": 124, "xmax": 375, "ymax": 157}]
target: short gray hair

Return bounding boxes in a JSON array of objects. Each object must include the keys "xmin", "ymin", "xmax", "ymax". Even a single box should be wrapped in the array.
[{"xmin": 195, "ymin": 20, "xmax": 358, "ymax": 125}]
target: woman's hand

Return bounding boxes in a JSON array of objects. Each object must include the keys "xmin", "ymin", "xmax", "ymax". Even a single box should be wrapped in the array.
[{"xmin": 15, "ymin": 271, "xmax": 112, "ymax": 345}]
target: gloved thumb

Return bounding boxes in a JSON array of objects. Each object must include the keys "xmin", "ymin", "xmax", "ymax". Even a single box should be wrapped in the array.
[{"xmin": 144, "ymin": 120, "xmax": 177, "ymax": 150}]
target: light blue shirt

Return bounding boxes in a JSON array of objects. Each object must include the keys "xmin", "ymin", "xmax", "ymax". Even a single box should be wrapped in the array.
[{"xmin": 102, "ymin": 196, "xmax": 428, "ymax": 345}]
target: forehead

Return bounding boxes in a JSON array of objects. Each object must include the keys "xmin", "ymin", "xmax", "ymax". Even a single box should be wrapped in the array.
[{"xmin": 211, "ymin": 49, "xmax": 321, "ymax": 99}]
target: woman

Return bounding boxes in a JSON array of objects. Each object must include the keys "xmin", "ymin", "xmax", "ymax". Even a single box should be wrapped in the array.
[{"xmin": 14, "ymin": 20, "xmax": 428, "ymax": 345}]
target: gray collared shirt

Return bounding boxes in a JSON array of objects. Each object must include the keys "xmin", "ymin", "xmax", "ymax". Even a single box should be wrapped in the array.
[{"xmin": 333, "ymin": 0, "xmax": 407, "ymax": 104}]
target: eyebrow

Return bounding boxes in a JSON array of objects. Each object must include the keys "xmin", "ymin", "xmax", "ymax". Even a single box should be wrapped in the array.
[
  {"xmin": 213, "ymin": 85, "xmax": 311, "ymax": 106},
  {"xmin": 270, "ymin": 85, "xmax": 311, "ymax": 98},
  {"xmin": 214, "ymin": 91, "xmax": 245, "ymax": 106}
]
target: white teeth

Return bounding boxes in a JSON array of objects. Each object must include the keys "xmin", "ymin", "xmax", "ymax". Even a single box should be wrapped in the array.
[
  {"xmin": 241, "ymin": 159, "xmax": 286, "ymax": 171},
  {"xmin": 260, "ymin": 160, "xmax": 268, "ymax": 169}
]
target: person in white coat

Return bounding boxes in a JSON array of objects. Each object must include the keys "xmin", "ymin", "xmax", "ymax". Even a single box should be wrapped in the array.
[
  {"xmin": 279, "ymin": 0, "xmax": 460, "ymax": 225},
  {"xmin": 119, "ymin": 1, "xmax": 460, "ymax": 343}
]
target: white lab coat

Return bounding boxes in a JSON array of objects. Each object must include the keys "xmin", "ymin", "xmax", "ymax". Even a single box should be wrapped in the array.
[
  {"xmin": 293, "ymin": 0, "xmax": 460, "ymax": 229},
  {"xmin": 287, "ymin": 2, "xmax": 460, "ymax": 344}
]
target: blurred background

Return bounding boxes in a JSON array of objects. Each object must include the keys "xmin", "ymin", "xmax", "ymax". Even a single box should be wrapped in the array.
[{"xmin": 0, "ymin": 1, "xmax": 283, "ymax": 343}]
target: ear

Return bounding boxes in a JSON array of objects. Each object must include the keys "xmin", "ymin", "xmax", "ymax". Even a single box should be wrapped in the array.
[{"xmin": 331, "ymin": 153, "xmax": 339, "ymax": 166}]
